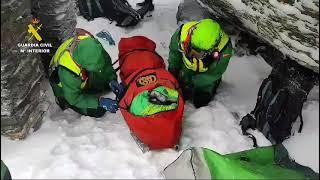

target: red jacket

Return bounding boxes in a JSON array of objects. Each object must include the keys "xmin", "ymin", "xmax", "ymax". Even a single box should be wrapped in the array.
[{"xmin": 118, "ymin": 36, "xmax": 184, "ymax": 150}]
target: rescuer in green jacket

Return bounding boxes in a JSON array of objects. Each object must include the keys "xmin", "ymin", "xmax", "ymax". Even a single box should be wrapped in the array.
[
  {"xmin": 49, "ymin": 29, "xmax": 123, "ymax": 117},
  {"xmin": 168, "ymin": 19, "xmax": 233, "ymax": 108}
]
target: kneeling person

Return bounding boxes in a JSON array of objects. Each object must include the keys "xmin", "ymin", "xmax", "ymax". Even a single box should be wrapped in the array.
[
  {"xmin": 168, "ymin": 18, "xmax": 233, "ymax": 108},
  {"xmin": 49, "ymin": 29, "xmax": 118, "ymax": 117}
]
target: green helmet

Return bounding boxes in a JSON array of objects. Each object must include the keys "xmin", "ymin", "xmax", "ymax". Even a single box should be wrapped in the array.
[{"xmin": 191, "ymin": 19, "xmax": 222, "ymax": 51}]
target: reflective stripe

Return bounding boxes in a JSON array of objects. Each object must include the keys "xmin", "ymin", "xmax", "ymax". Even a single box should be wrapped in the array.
[
  {"xmin": 50, "ymin": 38, "xmax": 74, "ymax": 68},
  {"xmin": 182, "ymin": 56, "xmax": 197, "ymax": 72},
  {"xmin": 59, "ymin": 51, "xmax": 81, "ymax": 76},
  {"xmin": 180, "ymin": 21, "xmax": 198, "ymax": 43},
  {"xmin": 50, "ymin": 35, "xmax": 91, "ymax": 89},
  {"xmin": 78, "ymin": 35, "xmax": 90, "ymax": 40},
  {"xmin": 217, "ymin": 31, "xmax": 229, "ymax": 52},
  {"xmin": 198, "ymin": 59, "xmax": 208, "ymax": 72}
]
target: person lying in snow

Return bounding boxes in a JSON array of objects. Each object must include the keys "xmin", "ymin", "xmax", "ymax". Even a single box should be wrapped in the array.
[
  {"xmin": 77, "ymin": 0, "xmax": 154, "ymax": 27},
  {"xmin": 112, "ymin": 36, "xmax": 184, "ymax": 150},
  {"xmin": 168, "ymin": 18, "xmax": 233, "ymax": 108},
  {"xmin": 48, "ymin": 28, "xmax": 119, "ymax": 117}
]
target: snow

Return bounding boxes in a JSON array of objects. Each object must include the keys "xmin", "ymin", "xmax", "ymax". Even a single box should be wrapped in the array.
[{"xmin": 1, "ymin": 0, "xmax": 319, "ymax": 178}]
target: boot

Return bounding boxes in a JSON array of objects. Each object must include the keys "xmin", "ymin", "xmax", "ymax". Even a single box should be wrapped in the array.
[
  {"xmin": 137, "ymin": 0, "xmax": 152, "ymax": 6},
  {"xmin": 136, "ymin": 0, "xmax": 154, "ymax": 11}
]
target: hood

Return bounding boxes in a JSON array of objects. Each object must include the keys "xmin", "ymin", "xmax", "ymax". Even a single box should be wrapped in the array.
[
  {"xmin": 73, "ymin": 37, "xmax": 108, "ymax": 72},
  {"xmin": 118, "ymin": 36, "xmax": 156, "ymax": 57}
]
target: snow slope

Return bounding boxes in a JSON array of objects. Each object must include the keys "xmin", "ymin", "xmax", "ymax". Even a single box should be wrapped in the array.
[{"xmin": 1, "ymin": 0, "xmax": 319, "ymax": 178}]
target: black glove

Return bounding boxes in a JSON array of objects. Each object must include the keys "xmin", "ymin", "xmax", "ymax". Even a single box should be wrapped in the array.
[
  {"xmin": 240, "ymin": 113, "xmax": 256, "ymax": 133},
  {"xmin": 240, "ymin": 113, "xmax": 258, "ymax": 147},
  {"xmin": 193, "ymin": 91, "xmax": 212, "ymax": 108}
]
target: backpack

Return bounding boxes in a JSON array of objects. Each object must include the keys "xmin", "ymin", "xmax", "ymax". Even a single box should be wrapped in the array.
[
  {"xmin": 240, "ymin": 61, "xmax": 316, "ymax": 146},
  {"xmin": 77, "ymin": 0, "xmax": 141, "ymax": 27}
]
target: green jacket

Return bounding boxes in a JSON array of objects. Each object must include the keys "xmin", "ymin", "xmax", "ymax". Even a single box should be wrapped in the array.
[
  {"xmin": 168, "ymin": 27, "xmax": 233, "ymax": 96},
  {"xmin": 50, "ymin": 37, "xmax": 117, "ymax": 116}
]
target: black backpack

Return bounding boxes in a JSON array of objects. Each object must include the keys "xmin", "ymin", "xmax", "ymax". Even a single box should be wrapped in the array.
[
  {"xmin": 77, "ymin": 0, "xmax": 142, "ymax": 27},
  {"xmin": 240, "ymin": 61, "xmax": 316, "ymax": 146}
]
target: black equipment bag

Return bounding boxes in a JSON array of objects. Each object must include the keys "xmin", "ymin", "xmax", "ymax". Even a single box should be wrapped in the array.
[
  {"xmin": 240, "ymin": 60, "xmax": 317, "ymax": 146},
  {"xmin": 77, "ymin": 0, "xmax": 147, "ymax": 27}
]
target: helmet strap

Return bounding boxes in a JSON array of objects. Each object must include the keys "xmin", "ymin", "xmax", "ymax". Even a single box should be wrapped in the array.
[{"xmin": 183, "ymin": 23, "xmax": 198, "ymax": 58}]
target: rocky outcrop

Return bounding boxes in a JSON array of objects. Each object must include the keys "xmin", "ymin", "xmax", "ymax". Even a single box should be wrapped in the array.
[
  {"xmin": 1, "ymin": 0, "xmax": 44, "ymax": 139},
  {"xmin": 176, "ymin": 0, "xmax": 214, "ymax": 24},
  {"xmin": 197, "ymin": 0, "xmax": 319, "ymax": 73},
  {"xmin": 32, "ymin": 0, "xmax": 77, "ymax": 75},
  {"xmin": 1, "ymin": 0, "xmax": 77, "ymax": 139}
]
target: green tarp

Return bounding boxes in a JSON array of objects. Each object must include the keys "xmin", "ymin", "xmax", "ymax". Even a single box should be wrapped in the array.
[
  {"xmin": 1, "ymin": 160, "xmax": 11, "ymax": 180},
  {"xmin": 163, "ymin": 145, "xmax": 319, "ymax": 179}
]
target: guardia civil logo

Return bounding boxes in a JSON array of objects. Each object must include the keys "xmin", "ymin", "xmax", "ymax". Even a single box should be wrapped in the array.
[
  {"xmin": 27, "ymin": 18, "xmax": 43, "ymax": 42},
  {"xmin": 17, "ymin": 18, "xmax": 52, "ymax": 54}
]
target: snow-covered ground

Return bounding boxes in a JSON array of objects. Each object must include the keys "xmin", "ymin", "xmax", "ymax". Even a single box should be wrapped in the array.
[{"xmin": 1, "ymin": 0, "xmax": 319, "ymax": 178}]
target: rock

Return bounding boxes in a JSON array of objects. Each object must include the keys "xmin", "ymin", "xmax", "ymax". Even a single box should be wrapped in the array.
[
  {"xmin": 176, "ymin": 0, "xmax": 260, "ymax": 52},
  {"xmin": 176, "ymin": 0, "xmax": 214, "ymax": 24},
  {"xmin": 196, "ymin": 0, "xmax": 319, "ymax": 73},
  {"xmin": 1, "ymin": 0, "xmax": 77, "ymax": 139},
  {"xmin": 1, "ymin": 0, "xmax": 45, "ymax": 139},
  {"xmin": 32, "ymin": 0, "xmax": 77, "ymax": 75}
]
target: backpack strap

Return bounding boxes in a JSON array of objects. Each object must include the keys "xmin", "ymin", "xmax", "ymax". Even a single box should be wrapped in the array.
[
  {"xmin": 240, "ymin": 77, "xmax": 273, "ymax": 147},
  {"xmin": 86, "ymin": 0, "xmax": 93, "ymax": 18},
  {"xmin": 49, "ymin": 29, "xmax": 94, "ymax": 88},
  {"xmin": 298, "ymin": 112, "xmax": 303, "ymax": 133},
  {"xmin": 94, "ymin": 0, "xmax": 104, "ymax": 14}
]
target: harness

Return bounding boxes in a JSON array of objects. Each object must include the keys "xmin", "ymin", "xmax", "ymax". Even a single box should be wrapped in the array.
[
  {"xmin": 179, "ymin": 21, "xmax": 230, "ymax": 73},
  {"xmin": 49, "ymin": 29, "xmax": 94, "ymax": 89}
]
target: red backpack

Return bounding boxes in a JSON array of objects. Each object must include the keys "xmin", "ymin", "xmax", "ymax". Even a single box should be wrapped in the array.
[{"xmin": 118, "ymin": 36, "xmax": 184, "ymax": 151}]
